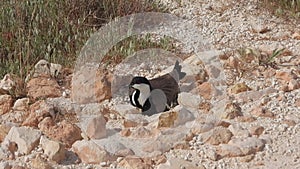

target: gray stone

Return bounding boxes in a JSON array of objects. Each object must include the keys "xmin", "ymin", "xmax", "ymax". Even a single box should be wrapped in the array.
[
  {"xmin": 40, "ymin": 136, "xmax": 66, "ymax": 163},
  {"xmin": 72, "ymin": 140, "xmax": 114, "ymax": 164},
  {"xmin": 201, "ymin": 126, "xmax": 233, "ymax": 145},
  {"xmin": 229, "ymin": 137, "xmax": 265, "ymax": 155},
  {"xmin": 178, "ymin": 92, "xmax": 202, "ymax": 109},
  {"xmin": 4, "ymin": 126, "xmax": 41, "ymax": 154}
]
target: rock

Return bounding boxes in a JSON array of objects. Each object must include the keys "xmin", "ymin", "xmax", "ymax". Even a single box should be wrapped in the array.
[
  {"xmin": 30, "ymin": 155, "xmax": 53, "ymax": 169},
  {"xmin": 0, "ymin": 124, "xmax": 11, "ymax": 142},
  {"xmin": 72, "ymin": 140, "xmax": 113, "ymax": 164},
  {"xmin": 143, "ymin": 154, "xmax": 167, "ymax": 166},
  {"xmin": 249, "ymin": 126, "xmax": 264, "ymax": 136},
  {"xmin": 251, "ymin": 106, "xmax": 274, "ymax": 118},
  {"xmin": 282, "ymin": 119, "xmax": 296, "ymax": 127},
  {"xmin": 22, "ymin": 100, "xmax": 54, "ymax": 127},
  {"xmin": 220, "ymin": 102, "xmax": 242, "ymax": 119},
  {"xmin": 0, "ymin": 95, "xmax": 13, "ymax": 115},
  {"xmin": 40, "ymin": 136, "xmax": 66, "ymax": 163},
  {"xmin": 5, "ymin": 126, "xmax": 41, "ymax": 154},
  {"xmin": 275, "ymin": 71, "xmax": 297, "ymax": 81},
  {"xmin": 156, "ymin": 106, "xmax": 194, "ymax": 128},
  {"xmin": 26, "ymin": 75, "xmax": 61, "ymax": 100},
  {"xmin": 217, "ymin": 144, "xmax": 244, "ymax": 157},
  {"xmin": 197, "ymin": 82, "xmax": 213, "ymax": 100},
  {"xmin": 239, "ymin": 154, "xmax": 255, "ymax": 162},
  {"xmin": 0, "ymin": 162, "xmax": 11, "ymax": 169},
  {"xmin": 229, "ymin": 82, "xmax": 251, "ymax": 94},
  {"xmin": 287, "ymin": 79, "xmax": 300, "ymax": 91},
  {"xmin": 228, "ymin": 124, "xmax": 250, "ymax": 138},
  {"xmin": 201, "ymin": 127, "xmax": 233, "ymax": 145},
  {"xmin": 84, "ymin": 115, "xmax": 107, "ymax": 139},
  {"xmin": 236, "ymin": 115, "xmax": 256, "ymax": 122},
  {"xmin": 205, "ymin": 148, "xmax": 218, "ymax": 161},
  {"xmin": 39, "ymin": 120, "xmax": 82, "ymax": 148},
  {"xmin": 229, "ymin": 137, "xmax": 265, "ymax": 155},
  {"xmin": 115, "ymin": 148, "xmax": 135, "ymax": 157},
  {"xmin": 12, "ymin": 98, "xmax": 29, "ymax": 111},
  {"xmin": 118, "ymin": 156, "xmax": 151, "ymax": 169},
  {"xmin": 50, "ymin": 63, "xmax": 62, "ymax": 78},
  {"xmin": 0, "ymin": 74, "xmax": 25, "ymax": 97},
  {"xmin": 93, "ymin": 138, "xmax": 129, "ymax": 156},
  {"xmin": 71, "ymin": 65, "xmax": 112, "ymax": 104},
  {"xmin": 32, "ymin": 60, "xmax": 51, "ymax": 77},
  {"xmin": 292, "ymin": 31, "xmax": 300, "ymax": 40},
  {"xmin": 178, "ymin": 92, "xmax": 202, "ymax": 109},
  {"xmin": 113, "ymin": 104, "xmax": 140, "ymax": 117},
  {"xmin": 156, "ymin": 157, "xmax": 202, "ymax": 169},
  {"xmin": 130, "ymin": 126, "xmax": 157, "ymax": 138},
  {"xmin": 234, "ymin": 87, "xmax": 277, "ymax": 103}
]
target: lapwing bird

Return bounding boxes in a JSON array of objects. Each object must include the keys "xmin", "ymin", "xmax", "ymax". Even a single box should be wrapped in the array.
[{"xmin": 129, "ymin": 60, "xmax": 186, "ymax": 116}]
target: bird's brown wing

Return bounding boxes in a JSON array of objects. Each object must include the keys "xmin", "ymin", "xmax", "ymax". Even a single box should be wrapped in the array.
[{"xmin": 149, "ymin": 73, "xmax": 179, "ymax": 107}]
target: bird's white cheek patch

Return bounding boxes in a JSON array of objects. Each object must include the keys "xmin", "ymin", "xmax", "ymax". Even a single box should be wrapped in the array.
[{"xmin": 131, "ymin": 90, "xmax": 137, "ymax": 106}]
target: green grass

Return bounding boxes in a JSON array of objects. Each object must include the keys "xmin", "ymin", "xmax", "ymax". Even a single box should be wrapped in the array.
[
  {"xmin": 0, "ymin": 0, "xmax": 168, "ymax": 79},
  {"xmin": 263, "ymin": 0, "xmax": 300, "ymax": 18}
]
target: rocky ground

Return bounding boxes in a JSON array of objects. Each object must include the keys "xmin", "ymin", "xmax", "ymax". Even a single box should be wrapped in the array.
[{"xmin": 0, "ymin": 0, "xmax": 300, "ymax": 169}]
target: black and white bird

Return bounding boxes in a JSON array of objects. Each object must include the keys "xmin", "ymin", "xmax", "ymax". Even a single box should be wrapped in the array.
[{"xmin": 129, "ymin": 60, "xmax": 186, "ymax": 116}]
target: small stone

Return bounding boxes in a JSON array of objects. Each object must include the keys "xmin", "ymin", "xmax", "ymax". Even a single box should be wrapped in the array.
[
  {"xmin": 118, "ymin": 156, "xmax": 151, "ymax": 169},
  {"xmin": 156, "ymin": 157, "xmax": 199, "ymax": 169},
  {"xmin": 236, "ymin": 115, "xmax": 256, "ymax": 122},
  {"xmin": 288, "ymin": 79, "xmax": 300, "ymax": 91},
  {"xmin": 228, "ymin": 124, "xmax": 250, "ymax": 137},
  {"xmin": 205, "ymin": 148, "xmax": 218, "ymax": 161},
  {"xmin": 229, "ymin": 82, "xmax": 251, "ymax": 94},
  {"xmin": 229, "ymin": 137, "xmax": 265, "ymax": 155},
  {"xmin": 39, "ymin": 120, "xmax": 82, "ymax": 148},
  {"xmin": 197, "ymin": 82, "xmax": 212, "ymax": 100},
  {"xmin": 251, "ymin": 106, "xmax": 274, "ymax": 118},
  {"xmin": 178, "ymin": 92, "xmax": 202, "ymax": 109},
  {"xmin": 72, "ymin": 140, "xmax": 113, "ymax": 164},
  {"xmin": 13, "ymin": 98, "xmax": 29, "ymax": 111},
  {"xmin": 292, "ymin": 31, "xmax": 300, "ymax": 40},
  {"xmin": 30, "ymin": 155, "xmax": 53, "ymax": 169},
  {"xmin": 40, "ymin": 136, "xmax": 66, "ymax": 163},
  {"xmin": 239, "ymin": 154, "xmax": 255, "ymax": 162},
  {"xmin": 26, "ymin": 75, "xmax": 61, "ymax": 101},
  {"xmin": 115, "ymin": 148, "xmax": 135, "ymax": 157},
  {"xmin": 85, "ymin": 115, "xmax": 107, "ymax": 139},
  {"xmin": 221, "ymin": 102, "xmax": 243, "ymax": 119},
  {"xmin": 275, "ymin": 71, "xmax": 296, "ymax": 81},
  {"xmin": 0, "ymin": 95, "xmax": 13, "ymax": 115},
  {"xmin": 249, "ymin": 126, "xmax": 264, "ymax": 136},
  {"xmin": 120, "ymin": 128, "xmax": 131, "ymax": 137},
  {"xmin": 0, "ymin": 124, "xmax": 11, "ymax": 142},
  {"xmin": 0, "ymin": 162, "xmax": 11, "ymax": 169},
  {"xmin": 22, "ymin": 100, "xmax": 54, "ymax": 127},
  {"xmin": 4, "ymin": 126, "xmax": 41, "ymax": 155},
  {"xmin": 283, "ymin": 119, "xmax": 296, "ymax": 127},
  {"xmin": 201, "ymin": 127, "xmax": 233, "ymax": 145},
  {"xmin": 217, "ymin": 144, "xmax": 244, "ymax": 158}
]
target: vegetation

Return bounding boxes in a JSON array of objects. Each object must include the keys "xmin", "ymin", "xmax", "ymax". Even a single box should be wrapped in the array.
[
  {"xmin": 0, "ymin": 0, "xmax": 168, "ymax": 79},
  {"xmin": 263, "ymin": 0, "xmax": 300, "ymax": 18}
]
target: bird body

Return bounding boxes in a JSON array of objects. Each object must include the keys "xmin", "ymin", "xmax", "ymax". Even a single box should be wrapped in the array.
[{"xmin": 129, "ymin": 60, "xmax": 185, "ymax": 116}]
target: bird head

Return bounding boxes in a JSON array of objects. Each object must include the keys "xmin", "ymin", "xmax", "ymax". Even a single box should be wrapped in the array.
[{"xmin": 129, "ymin": 76, "xmax": 151, "ymax": 91}]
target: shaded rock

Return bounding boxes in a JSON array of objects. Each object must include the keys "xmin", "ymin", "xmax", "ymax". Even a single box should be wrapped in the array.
[
  {"xmin": 229, "ymin": 137, "xmax": 265, "ymax": 155},
  {"xmin": 84, "ymin": 115, "xmax": 107, "ymax": 139},
  {"xmin": 178, "ymin": 92, "xmax": 202, "ymax": 109},
  {"xmin": 143, "ymin": 154, "xmax": 167, "ymax": 166},
  {"xmin": 0, "ymin": 124, "xmax": 11, "ymax": 142},
  {"xmin": 287, "ymin": 79, "xmax": 300, "ymax": 91},
  {"xmin": 26, "ymin": 75, "xmax": 61, "ymax": 101},
  {"xmin": 251, "ymin": 106, "xmax": 274, "ymax": 118},
  {"xmin": 115, "ymin": 148, "xmax": 135, "ymax": 157},
  {"xmin": 5, "ymin": 126, "xmax": 41, "ymax": 154},
  {"xmin": 32, "ymin": 60, "xmax": 51, "ymax": 77},
  {"xmin": 202, "ymin": 127, "xmax": 233, "ymax": 145},
  {"xmin": 50, "ymin": 63, "xmax": 62, "ymax": 78},
  {"xmin": 157, "ymin": 111, "xmax": 177, "ymax": 128},
  {"xmin": 0, "ymin": 95, "xmax": 13, "ymax": 115},
  {"xmin": 30, "ymin": 155, "xmax": 53, "ymax": 169},
  {"xmin": 39, "ymin": 120, "xmax": 82, "ymax": 148},
  {"xmin": 228, "ymin": 124, "xmax": 250, "ymax": 137},
  {"xmin": 275, "ymin": 71, "xmax": 297, "ymax": 81},
  {"xmin": 249, "ymin": 126, "xmax": 264, "ymax": 136},
  {"xmin": 118, "ymin": 156, "xmax": 152, "ymax": 169},
  {"xmin": 71, "ymin": 65, "xmax": 112, "ymax": 104},
  {"xmin": 40, "ymin": 136, "xmax": 66, "ymax": 163},
  {"xmin": 114, "ymin": 104, "xmax": 140, "ymax": 117},
  {"xmin": 13, "ymin": 98, "xmax": 29, "ymax": 111},
  {"xmin": 0, "ymin": 74, "xmax": 25, "ymax": 97},
  {"xmin": 22, "ymin": 100, "xmax": 54, "ymax": 127},
  {"xmin": 0, "ymin": 162, "xmax": 11, "ymax": 169},
  {"xmin": 72, "ymin": 140, "xmax": 113, "ymax": 164},
  {"xmin": 197, "ymin": 82, "xmax": 213, "ymax": 100},
  {"xmin": 220, "ymin": 102, "xmax": 242, "ymax": 119},
  {"xmin": 156, "ymin": 157, "xmax": 202, "ymax": 169},
  {"xmin": 229, "ymin": 82, "xmax": 251, "ymax": 94},
  {"xmin": 217, "ymin": 144, "xmax": 244, "ymax": 157}
]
